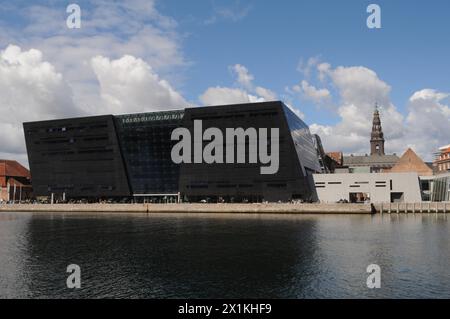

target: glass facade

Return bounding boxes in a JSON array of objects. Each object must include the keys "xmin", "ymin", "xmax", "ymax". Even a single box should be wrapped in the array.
[
  {"xmin": 282, "ymin": 105, "xmax": 321, "ymax": 174},
  {"xmin": 177, "ymin": 102, "xmax": 321, "ymax": 202},
  {"xmin": 24, "ymin": 102, "xmax": 322, "ymax": 202},
  {"xmin": 431, "ymin": 175, "xmax": 450, "ymax": 202},
  {"xmin": 115, "ymin": 111, "xmax": 184, "ymax": 195}
]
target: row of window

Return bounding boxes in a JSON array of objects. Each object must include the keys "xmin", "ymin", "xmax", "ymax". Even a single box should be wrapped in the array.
[
  {"xmin": 35, "ymin": 137, "xmax": 110, "ymax": 145},
  {"xmin": 43, "ymin": 123, "xmax": 108, "ymax": 133},
  {"xmin": 315, "ymin": 180, "xmax": 393, "ymax": 190},
  {"xmin": 186, "ymin": 183, "xmax": 287, "ymax": 189},
  {"xmin": 190, "ymin": 110, "xmax": 278, "ymax": 121},
  {"xmin": 38, "ymin": 149, "xmax": 115, "ymax": 157},
  {"xmin": 438, "ymin": 162, "xmax": 450, "ymax": 171},
  {"xmin": 46, "ymin": 185, "xmax": 116, "ymax": 191}
]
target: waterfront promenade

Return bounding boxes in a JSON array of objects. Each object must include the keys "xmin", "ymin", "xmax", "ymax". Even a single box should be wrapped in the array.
[
  {"xmin": 2, "ymin": 203, "xmax": 450, "ymax": 214},
  {"xmin": 0, "ymin": 203, "xmax": 374, "ymax": 214}
]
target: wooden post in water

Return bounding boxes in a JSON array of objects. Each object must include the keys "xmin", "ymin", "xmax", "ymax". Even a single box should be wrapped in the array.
[
  {"xmin": 428, "ymin": 202, "xmax": 431, "ymax": 213},
  {"xmin": 388, "ymin": 203, "xmax": 391, "ymax": 214},
  {"xmin": 413, "ymin": 202, "xmax": 415, "ymax": 214},
  {"xmin": 397, "ymin": 203, "xmax": 400, "ymax": 214}
]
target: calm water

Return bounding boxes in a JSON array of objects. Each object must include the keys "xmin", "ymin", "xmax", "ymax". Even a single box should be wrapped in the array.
[{"xmin": 0, "ymin": 212, "xmax": 449, "ymax": 299}]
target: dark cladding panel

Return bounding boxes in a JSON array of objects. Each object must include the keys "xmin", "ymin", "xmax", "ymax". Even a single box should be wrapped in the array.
[
  {"xmin": 178, "ymin": 101, "xmax": 315, "ymax": 202},
  {"xmin": 115, "ymin": 110, "xmax": 184, "ymax": 195},
  {"xmin": 23, "ymin": 115, "xmax": 131, "ymax": 198}
]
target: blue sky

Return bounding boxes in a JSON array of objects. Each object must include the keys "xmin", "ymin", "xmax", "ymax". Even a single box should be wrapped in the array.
[
  {"xmin": 160, "ymin": 0, "xmax": 450, "ymax": 124},
  {"xmin": 0, "ymin": 0, "xmax": 449, "ymax": 163}
]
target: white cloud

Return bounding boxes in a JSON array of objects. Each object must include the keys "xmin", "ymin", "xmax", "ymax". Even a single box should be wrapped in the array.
[
  {"xmin": 403, "ymin": 89, "xmax": 450, "ymax": 159},
  {"xmin": 409, "ymin": 89, "xmax": 449, "ymax": 103},
  {"xmin": 255, "ymin": 86, "xmax": 277, "ymax": 101},
  {"xmin": 230, "ymin": 64, "xmax": 254, "ymax": 89},
  {"xmin": 293, "ymin": 80, "xmax": 331, "ymax": 103},
  {"xmin": 91, "ymin": 55, "xmax": 188, "ymax": 114},
  {"xmin": 0, "ymin": 1, "xmax": 191, "ymax": 165},
  {"xmin": 317, "ymin": 62, "xmax": 331, "ymax": 82},
  {"xmin": 0, "ymin": 45, "xmax": 79, "ymax": 164},
  {"xmin": 199, "ymin": 63, "xmax": 279, "ymax": 106},
  {"xmin": 305, "ymin": 62, "xmax": 449, "ymax": 161},
  {"xmin": 198, "ymin": 63, "xmax": 313, "ymax": 123},
  {"xmin": 0, "ymin": 1, "xmax": 187, "ymax": 115},
  {"xmin": 204, "ymin": 1, "xmax": 252, "ymax": 25},
  {"xmin": 308, "ymin": 63, "xmax": 405, "ymax": 155},
  {"xmin": 297, "ymin": 56, "xmax": 320, "ymax": 78},
  {"xmin": 199, "ymin": 87, "xmax": 263, "ymax": 106}
]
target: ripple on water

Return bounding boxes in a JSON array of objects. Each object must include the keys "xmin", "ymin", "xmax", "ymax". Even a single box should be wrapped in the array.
[{"xmin": 0, "ymin": 213, "xmax": 449, "ymax": 298}]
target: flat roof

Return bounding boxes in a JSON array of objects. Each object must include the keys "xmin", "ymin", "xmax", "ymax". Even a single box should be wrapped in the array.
[
  {"xmin": 22, "ymin": 101, "xmax": 286, "ymax": 125},
  {"xmin": 343, "ymin": 154, "xmax": 399, "ymax": 165}
]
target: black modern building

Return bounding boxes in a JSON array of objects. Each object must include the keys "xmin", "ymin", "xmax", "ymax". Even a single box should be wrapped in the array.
[{"xmin": 23, "ymin": 101, "xmax": 321, "ymax": 202}]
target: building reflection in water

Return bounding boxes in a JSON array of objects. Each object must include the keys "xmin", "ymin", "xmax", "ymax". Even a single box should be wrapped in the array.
[
  {"xmin": 1, "ymin": 213, "xmax": 449, "ymax": 298},
  {"xmin": 20, "ymin": 213, "xmax": 319, "ymax": 298}
]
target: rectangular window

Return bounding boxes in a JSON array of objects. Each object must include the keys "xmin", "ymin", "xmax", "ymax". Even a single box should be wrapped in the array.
[{"xmin": 267, "ymin": 183, "xmax": 287, "ymax": 188}]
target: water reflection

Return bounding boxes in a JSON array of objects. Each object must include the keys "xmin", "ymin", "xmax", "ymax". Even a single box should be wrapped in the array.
[{"xmin": 0, "ymin": 213, "xmax": 449, "ymax": 298}]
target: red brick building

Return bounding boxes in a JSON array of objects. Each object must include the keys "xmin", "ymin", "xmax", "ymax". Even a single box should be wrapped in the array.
[
  {"xmin": 0, "ymin": 160, "xmax": 33, "ymax": 202},
  {"xmin": 326, "ymin": 152, "xmax": 344, "ymax": 167},
  {"xmin": 434, "ymin": 145, "xmax": 450, "ymax": 174}
]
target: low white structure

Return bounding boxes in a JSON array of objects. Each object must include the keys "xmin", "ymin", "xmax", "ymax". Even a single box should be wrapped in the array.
[{"xmin": 313, "ymin": 173, "xmax": 422, "ymax": 204}]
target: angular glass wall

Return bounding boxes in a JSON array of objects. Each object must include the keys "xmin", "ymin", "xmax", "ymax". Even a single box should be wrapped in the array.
[
  {"xmin": 282, "ymin": 105, "xmax": 321, "ymax": 174},
  {"xmin": 431, "ymin": 175, "xmax": 450, "ymax": 202},
  {"xmin": 115, "ymin": 111, "xmax": 184, "ymax": 195}
]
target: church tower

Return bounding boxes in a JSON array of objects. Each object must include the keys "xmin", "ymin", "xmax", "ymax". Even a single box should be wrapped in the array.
[{"xmin": 370, "ymin": 103, "xmax": 385, "ymax": 156}]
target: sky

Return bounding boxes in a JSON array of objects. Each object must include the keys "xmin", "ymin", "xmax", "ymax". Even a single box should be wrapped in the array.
[{"xmin": 0, "ymin": 0, "xmax": 449, "ymax": 166}]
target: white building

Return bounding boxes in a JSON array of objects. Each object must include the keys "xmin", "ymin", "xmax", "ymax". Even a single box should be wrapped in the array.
[{"xmin": 313, "ymin": 173, "xmax": 422, "ymax": 204}]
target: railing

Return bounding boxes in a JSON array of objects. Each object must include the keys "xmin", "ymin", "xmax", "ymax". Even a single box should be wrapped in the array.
[{"xmin": 374, "ymin": 202, "xmax": 450, "ymax": 214}]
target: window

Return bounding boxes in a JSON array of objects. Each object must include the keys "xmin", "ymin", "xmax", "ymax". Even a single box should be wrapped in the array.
[
  {"xmin": 391, "ymin": 192, "xmax": 404, "ymax": 203},
  {"xmin": 267, "ymin": 183, "xmax": 287, "ymax": 188}
]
